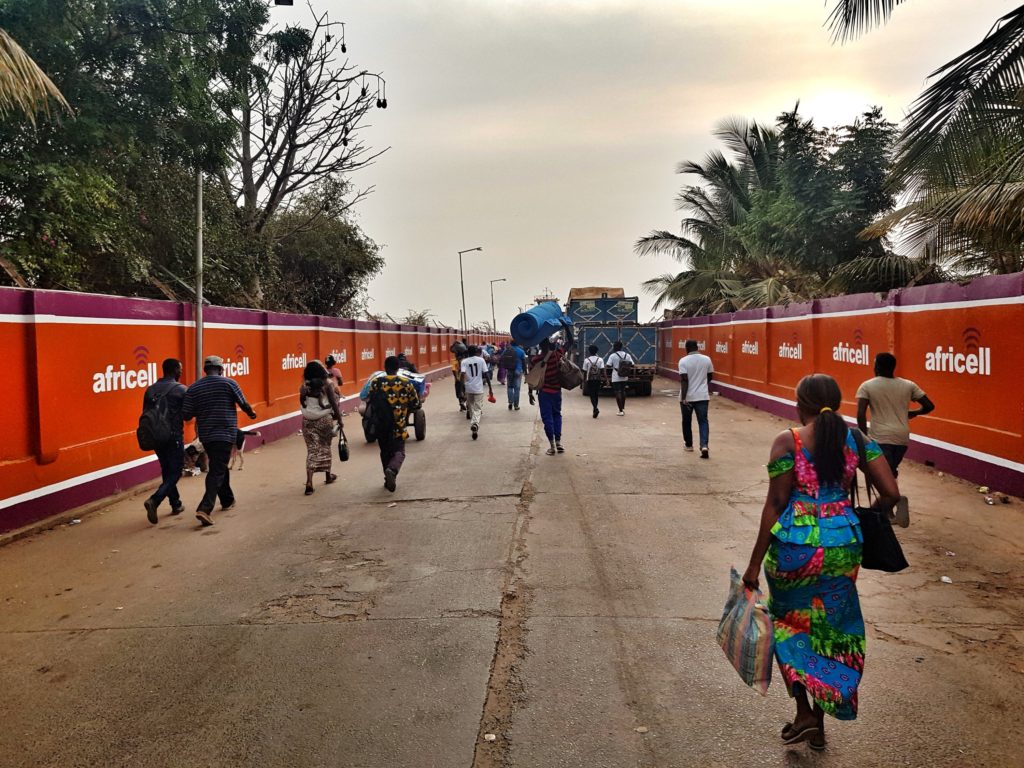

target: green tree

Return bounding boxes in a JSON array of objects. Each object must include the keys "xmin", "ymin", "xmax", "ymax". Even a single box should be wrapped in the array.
[{"xmin": 828, "ymin": 2, "xmax": 1024, "ymax": 276}]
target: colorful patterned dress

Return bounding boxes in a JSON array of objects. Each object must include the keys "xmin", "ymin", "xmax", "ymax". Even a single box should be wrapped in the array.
[{"xmin": 765, "ymin": 428, "xmax": 882, "ymax": 720}]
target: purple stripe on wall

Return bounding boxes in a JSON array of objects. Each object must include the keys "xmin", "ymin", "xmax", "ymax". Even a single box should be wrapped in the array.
[{"xmin": 659, "ymin": 365, "xmax": 1024, "ymax": 497}]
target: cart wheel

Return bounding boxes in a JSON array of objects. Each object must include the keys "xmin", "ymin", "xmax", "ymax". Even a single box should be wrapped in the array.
[
  {"xmin": 414, "ymin": 409, "xmax": 426, "ymax": 441},
  {"xmin": 641, "ymin": 382, "xmax": 653, "ymax": 397}
]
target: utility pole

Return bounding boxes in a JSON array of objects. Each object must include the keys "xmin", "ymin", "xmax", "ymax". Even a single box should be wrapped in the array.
[
  {"xmin": 489, "ymin": 278, "xmax": 506, "ymax": 334},
  {"xmin": 195, "ymin": 169, "xmax": 204, "ymax": 376},
  {"xmin": 457, "ymin": 247, "xmax": 482, "ymax": 333}
]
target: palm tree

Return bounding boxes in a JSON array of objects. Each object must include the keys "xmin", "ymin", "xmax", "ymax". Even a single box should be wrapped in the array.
[
  {"xmin": 636, "ymin": 120, "xmax": 797, "ymax": 314},
  {"xmin": 0, "ymin": 28, "xmax": 69, "ymax": 124},
  {"xmin": 828, "ymin": 2, "xmax": 1024, "ymax": 275}
]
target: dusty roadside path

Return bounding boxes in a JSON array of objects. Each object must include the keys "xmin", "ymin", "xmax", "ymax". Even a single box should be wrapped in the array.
[{"xmin": 1, "ymin": 378, "xmax": 1020, "ymax": 767}]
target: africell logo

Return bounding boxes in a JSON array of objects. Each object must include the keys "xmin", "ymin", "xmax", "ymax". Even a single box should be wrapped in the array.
[
  {"xmin": 384, "ymin": 347, "xmax": 397, "ymax": 357},
  {"xmin": 91, "ymin": 346, "xmax": 159, "ymax": 393},
  {"xmin": 925, "ymin": 328, "xmax": 991, "ymax": 376},
  {"xmin": 741, "ymin": 340, "xmax": 759, "ymax": 355},
  {"xmin": 777, "ymin": 333, "xmax": 803, "ymax": 360},
  {"xmin": 833, "ymin": 329, "xmax": 870, "ymax": 366},
  {"xmin": 715, "ymin": 341, "xmax": 729, "ymax": 353},
  {"xmin": 360, "ymin": 348, "xmax": 375, "ymax": 361},
  {"xmin": 327, "ymin": 348, "xmax": 348, "ymax": 364},
  {"xmin": 677, "ymin": 340, "xmax": 706, "ymax": 351},
  {"xmin": 222, "ymin": 344, "xmax": 251, "ymax": 377},
  {"xmin": 281, "ymin": 342, "xmax": 308, "ymax": 371}
]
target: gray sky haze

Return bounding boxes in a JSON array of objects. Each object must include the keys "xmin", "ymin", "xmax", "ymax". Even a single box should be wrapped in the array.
[{"xmin": 272, "ymin": 0, "xmax": 1010, "ymax": 328}]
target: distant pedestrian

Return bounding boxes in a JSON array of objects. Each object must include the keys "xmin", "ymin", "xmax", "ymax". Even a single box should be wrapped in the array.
[
  {"xmin": 324, "ymin": 355, "xmax": 344, "ymax": 391},
  {"xmin": 397, "ymin": 352, "xmax": 419, "ymax": 374},
  {"xmin": 678, "ymin": 339, "xmax": 713, "ymax": 458},
  {"xmin": 496, "ymin": 341, "xmax": 509, "ymax": 385},
  {"xmin": 743, "ymin": 374, "xmax": 899, "ymax": 750},
  {"xmin": 526, "ymin": 345, "xmax": 539, "ymax": 406},
  {"xmin": 529, "ymin": 333, "xmax": 573, "ymax": 455},
  {"xmin": 856, "ymin": 352, "xmax": 935, "ymax": 527},
  {"xmin": 582, "ymin": 344, "xmax": 605, "ymax": 418},
  {"xmin": 482, "ymin": 342, "xmax": 497, "ymax": 384},
  {"xmin": 461, "ymin": 345, "xmax": 488, "ymax": 439},
  {"xmin": 368, "ymin": 356, "xmax": 420, "ymax": 492},
  {"xmin": 141, "ymin": 358, "xmax": 187, "ymax": 525},
  {"xmin": 500, "ymin": 340, "xmax": 528, "ymax": 411},
  {"xmin": 607, "ymin": 341, "xmax": 633, "ymax": 416},
  {"xmin": 181, "ymin": 355, "xmax": 257, "ymax": 527},
  {"xmin": 300, "ymin": 361, "xmax": 343, "ymax": 496},
  {"xmin": 450, "ymin": 337, "xmax": 469, "ymax": 413}
]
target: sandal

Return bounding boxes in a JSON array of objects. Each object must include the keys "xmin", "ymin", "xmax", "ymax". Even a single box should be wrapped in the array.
[
  {"xmin": 304, "ymin": 485, "xmax": 315, "ymax": 496},
  {"xmin": 325, "ymin": 473, "xmax": 338, "ymax": 485},
  {"xmin": 808, "ymin": 731, "xmax": 827, "ymax": 751},
  {"xmin": 782, "ymin": 724, "xmax": 819, "ymax": 746},
  {"xmin": 545, "ymin": 447, "xmax": 556, "ymax": 456}
]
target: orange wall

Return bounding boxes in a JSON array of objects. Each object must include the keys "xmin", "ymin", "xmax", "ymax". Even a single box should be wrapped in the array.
[
  {"xmin": 657, "ymin": 277, "xmax": 1024, "ymax": 490},
  {"xmin": 0, "ymin": 288, "xmax": 508, "ymax": 530}
]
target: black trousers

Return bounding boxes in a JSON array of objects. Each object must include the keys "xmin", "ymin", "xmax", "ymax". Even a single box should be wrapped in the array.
[
  {"xmin": 586, "ymin": 380, "xmax": 601, "ymax": 409},
  {"xmin": 198, "ymin": 441, "xmax": 234, "ymax": 512},
  {"xmin": 150, "ymin": 438, "xmax": 183, "ymax": 509},
  {"xmin": 879, "ymin": 444, "xmax": 908, "ymax": 478}
]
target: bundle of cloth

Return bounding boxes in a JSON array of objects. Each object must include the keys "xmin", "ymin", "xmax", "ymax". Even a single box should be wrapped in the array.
[{"xmin": 509, "ymin": 301, "xmax": 573, "ymax": 348}]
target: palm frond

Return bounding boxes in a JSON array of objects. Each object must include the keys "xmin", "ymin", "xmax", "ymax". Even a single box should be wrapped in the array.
[
  {"xmin": 824, "ymin": 252, "xmax": 948, "ymax": 294},
  {"xmin": 633, "ymin": 231, "xmax": 703, "ymax": 262},
  {"xmin": 827, "ymin": 0, "xmax": 910, "ymax": 42},
  {"xmin": 0, "ymin": 29, "xmax": 70, "ymax": 124}
]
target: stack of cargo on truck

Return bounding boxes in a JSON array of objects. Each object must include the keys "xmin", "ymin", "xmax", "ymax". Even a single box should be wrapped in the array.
[{"xmin": 566, "ymin": 287, "xmax": 656, "ymax": 397}]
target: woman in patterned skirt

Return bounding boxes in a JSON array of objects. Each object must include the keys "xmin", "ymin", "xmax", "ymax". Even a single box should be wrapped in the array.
[
  {"xmin": 300, "ymin": 361, "xmax": 343, "ymax": 495},
  {"xmin": 743, "ymin": 374, "xmax": 899, "ymax": 750}
]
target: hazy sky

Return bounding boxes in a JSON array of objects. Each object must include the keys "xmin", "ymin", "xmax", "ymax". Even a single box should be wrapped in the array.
[{"xmin": 272, "ymin": 0, "xmax": 1010, "ymax": 328}]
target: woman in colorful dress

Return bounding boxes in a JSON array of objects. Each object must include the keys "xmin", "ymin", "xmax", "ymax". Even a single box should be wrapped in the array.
[
  {"xmin": 299, "ymin": 361, "xmax": 343, "ymax": 495},
  {"xmin": 743, "ymin": 374, "xmax": 899, "ymax": 750}
]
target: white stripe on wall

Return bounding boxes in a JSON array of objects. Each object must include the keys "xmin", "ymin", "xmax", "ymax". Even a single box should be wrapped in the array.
[{"xmin": 0, "ymin": 365, "xmax": 451, "ymax": 511}]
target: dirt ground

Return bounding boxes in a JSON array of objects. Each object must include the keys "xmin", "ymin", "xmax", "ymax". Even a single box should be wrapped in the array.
[{"xmin": 0, "ymin": 376, "xmax": 1021, "ymax": 768}]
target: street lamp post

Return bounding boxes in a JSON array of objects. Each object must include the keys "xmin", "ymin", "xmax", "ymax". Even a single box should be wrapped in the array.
[
  {"xmin": 489, "ymin": 278, "xmax": 506, "ymax": 334},
  {"xmin": 457, "ymin": 247, "xmax": 482, "ymax": 331}
]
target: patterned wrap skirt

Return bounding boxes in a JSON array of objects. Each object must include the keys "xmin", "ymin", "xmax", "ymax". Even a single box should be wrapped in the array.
[{"xmin": 302, "ymin": 414, "xmax": 335, "ymax": 473}]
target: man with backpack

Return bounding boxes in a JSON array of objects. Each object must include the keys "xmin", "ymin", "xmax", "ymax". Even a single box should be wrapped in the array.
[
  {"xmin": 368, "ymin": 355, "xmax": 420, "ymax": 492},
  {"xmin": 139, "ymin": 358, "xmax": 187, "ymax": 525},
  {"xmin": 607, "ymin": 340, "xmax": 635, "ymax": 417},
  {"xmin": 500, "ymin": 341, "xmax": 527, "ymax": 411},
  {"xmin": 181, "ymin": 355, "xmax": 258, "ymax": 526},
  {"xmin": 582, "ymin": 344, "xmax": 605, "ymax": 419}
]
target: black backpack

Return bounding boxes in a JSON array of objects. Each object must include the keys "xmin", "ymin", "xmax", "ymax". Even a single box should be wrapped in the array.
[
  {"xmin": 137, "ymin": 390, "xmax": 173, "ymax": 450},
  {"xmin": 615, "ymin": 351, "xmax": 634, "ymax": 378},
  {"xmin": 500, "ymin": 346, "xmax": 519, "ymax": 370},
  {"xmin": 367, "ymin": 381, "xmax": 396, "ymax": 437}
]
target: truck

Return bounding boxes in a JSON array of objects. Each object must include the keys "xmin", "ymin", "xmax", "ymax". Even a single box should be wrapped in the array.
[{"xmin": 566, "ymin": 288, "xmax": 656, "ymax": 397}]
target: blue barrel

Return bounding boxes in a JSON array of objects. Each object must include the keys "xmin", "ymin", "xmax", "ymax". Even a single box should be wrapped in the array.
[{"xmin": 509, "ymin": 302, "xmax": 572, "ymax": 348}]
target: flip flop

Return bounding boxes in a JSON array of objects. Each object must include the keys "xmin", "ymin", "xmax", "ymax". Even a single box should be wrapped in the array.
[
  {"xmin": 808, "ymin": 732, "xmax": 827, "ymax": 751},
  {"xmin": 782, "ymin": 725, "xmax": 819, "ymax": 745},
  {"xmin": 304, "ymin": 485, "xmax": 315, "ymax": 496},
  {"xmin": 325, "ymin": 473, "xmax": 338, "ymax": 484}
]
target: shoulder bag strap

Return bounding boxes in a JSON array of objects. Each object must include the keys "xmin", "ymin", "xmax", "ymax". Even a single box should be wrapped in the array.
[{"xmin": 850, "ymin": 428, "xmax": 873, "ymax": 507}]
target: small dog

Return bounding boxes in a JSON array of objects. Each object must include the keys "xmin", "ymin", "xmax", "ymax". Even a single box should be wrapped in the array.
[{"xmin": 229, "ymin": 429, "xmax": 263, "ymax": 470}]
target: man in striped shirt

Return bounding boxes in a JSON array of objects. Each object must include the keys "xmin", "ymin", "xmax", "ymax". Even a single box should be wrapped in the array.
[
  {"xmin": 182, "ymin": 355, "xmax": 257, "ymax": 526},
  {"xmin": 530, "ymin": 333, "xmax": 573, "ymax": 456}
]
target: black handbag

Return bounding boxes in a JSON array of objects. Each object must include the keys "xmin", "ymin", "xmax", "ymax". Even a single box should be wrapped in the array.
[{"xmin": 850, "ymin": 429, "xmax": 909, "ymax": 572}]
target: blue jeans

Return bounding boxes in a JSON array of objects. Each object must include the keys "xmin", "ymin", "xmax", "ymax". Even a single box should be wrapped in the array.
[
  {"xmin": 150, "ymin": 438, "xmax": 184, "ymax": 509},
  {"xmin": 681, "ymin": 400, "xmax": 710, "ymax": 449},
  {"xmin": 507, "ymin": 371, "xmax": 522, "ymax": 406},
  {"xmin": 539, "ymin": 390, "xmax": 562, "ymax": 441}
]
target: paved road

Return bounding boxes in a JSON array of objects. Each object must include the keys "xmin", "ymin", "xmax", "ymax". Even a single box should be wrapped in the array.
[{"xmin": 1, "ymin": 376, "xmax": 1021, "ymax": 767}]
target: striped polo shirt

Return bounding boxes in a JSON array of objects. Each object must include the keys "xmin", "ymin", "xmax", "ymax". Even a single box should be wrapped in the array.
[{"xmin": 181, "ymin": 374, "xmax": 253, "ymax": 444}]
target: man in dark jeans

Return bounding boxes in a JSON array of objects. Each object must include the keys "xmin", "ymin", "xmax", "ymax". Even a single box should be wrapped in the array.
[
  {"xmin": 678, "ymin": 339, "xmax": 714, "ymax": 458},
  {"xmin": 142, "ymin": 358, "xmax": 187, "ymax": 525},
  {"xmin": 182, "ymin": 355, "xmax": 257, "ymax": 527}
]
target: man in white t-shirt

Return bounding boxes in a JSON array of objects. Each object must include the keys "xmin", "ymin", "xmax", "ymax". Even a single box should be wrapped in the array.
[
  {"xmin": 607, "ymin": 341, "xmax": 635, "ymax": 416},
  {"xmin": 678, "ymin": 339, "xmax": 714, "ymax": 458},
  {"xmin": 460, "ymin": 346, "xmax": 488, "ymax": 439}
]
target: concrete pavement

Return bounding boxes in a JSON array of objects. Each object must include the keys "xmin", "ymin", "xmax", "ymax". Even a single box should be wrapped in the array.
[{"xmin": 1, "ymin": 376, "xmax": 1021, "ymax": 767}]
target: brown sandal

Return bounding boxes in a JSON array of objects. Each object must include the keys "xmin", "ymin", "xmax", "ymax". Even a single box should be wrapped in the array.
[
  {"xmin": 325, "ymin": 473, "xmax": 337, "ymax": 484},
  {"xmin": 304, "ymin": 484, "xmax": 314, "ymax": 495}
]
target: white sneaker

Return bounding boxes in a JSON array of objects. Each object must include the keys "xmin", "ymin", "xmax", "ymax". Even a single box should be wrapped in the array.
[
  {"xmin": 617, "ymin": 411, "xmax": 624, "ymax": 417},
  {"xmin": 894, "ymin": 496, "xmax": 910, "ymax": 528},
  {"xmin": 684, "ymin": 446, "xmax": 694, "ymax": 452}
]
